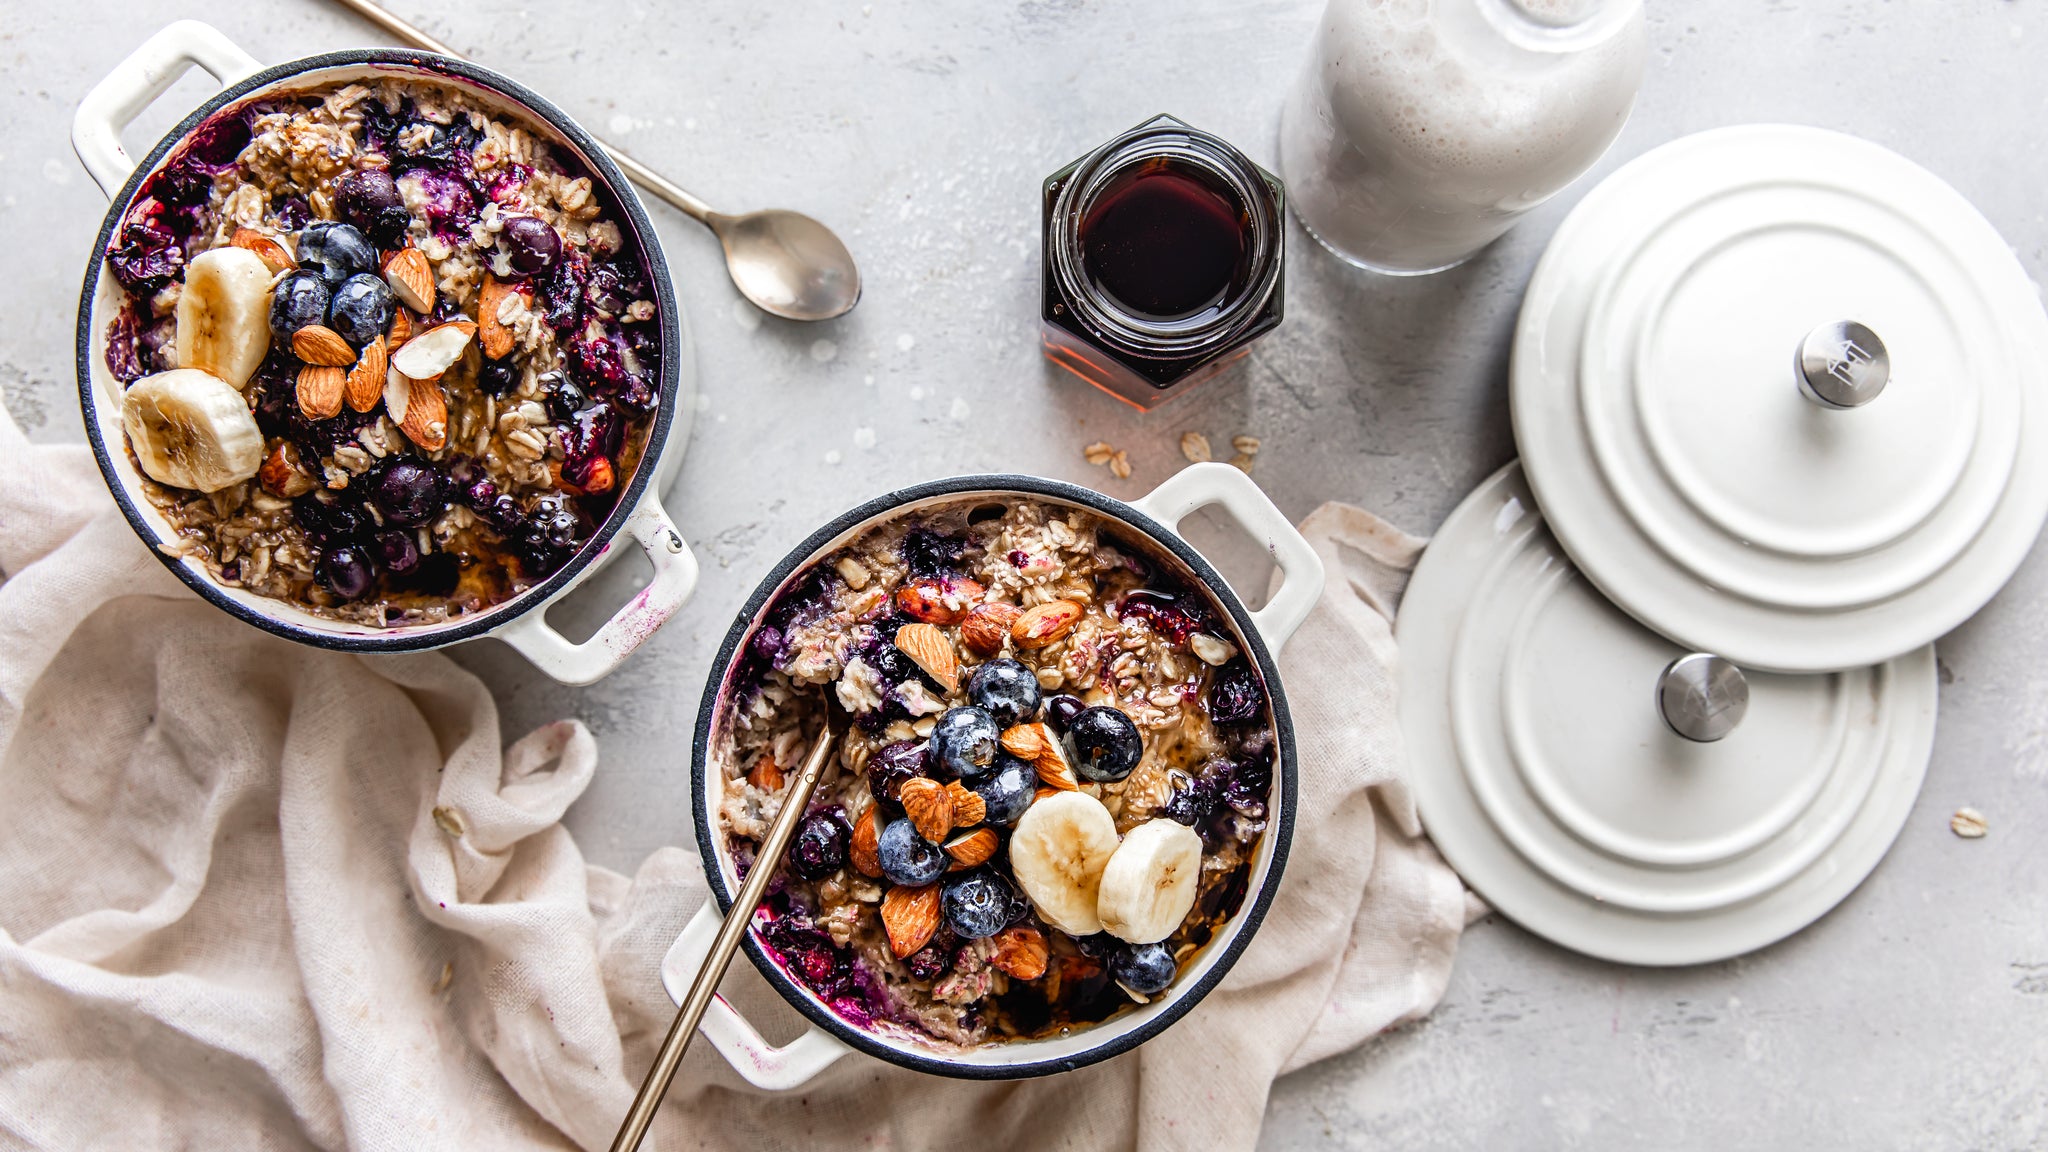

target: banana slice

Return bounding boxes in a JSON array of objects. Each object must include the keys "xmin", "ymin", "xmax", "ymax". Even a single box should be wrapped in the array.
[
  {"xmin": 121, "ymin": 368, "xmax": 265, "ymax": 492},
  {"xmin": 1096, "ymin": 819, "xmax": 1204, "ymax": 944},
  {"xmin": 175, "ymin": 246, "xmax": 274, "ymax": 390},
  {"xmin": 1009, "ymin": 790, "xmax": 1120, "ymax": 936}
]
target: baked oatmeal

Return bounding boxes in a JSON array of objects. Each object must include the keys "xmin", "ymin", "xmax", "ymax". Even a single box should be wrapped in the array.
[
  {"xmin": 101, "ymin": 76, "xmax": 662, "ymax": 626},
  {"xmin": 713, "ymin": 497, "xmax": 1278, "ymax": 1048}
]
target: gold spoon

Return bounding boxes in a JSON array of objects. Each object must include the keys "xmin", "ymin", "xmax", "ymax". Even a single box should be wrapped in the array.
[
  {"xmin": 609, "ymin": 702, "xmax": 846, "ymax": 1152},
  {"xmin": 329, "ymin": 0, "xmax": 862, "ymax": 321}
]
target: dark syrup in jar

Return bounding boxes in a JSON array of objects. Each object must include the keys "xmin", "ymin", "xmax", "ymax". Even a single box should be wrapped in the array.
[{"xmin": 1079, "ymin": 158, "xmax": 1251, "ymax": 326}]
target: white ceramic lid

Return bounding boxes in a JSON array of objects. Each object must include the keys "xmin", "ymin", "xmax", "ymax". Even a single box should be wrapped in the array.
[
  {"xmin": 1512, "ymin": 124, "xmax": 2048, "ymax": 673},
  {"xmin": 1398, "ymin": 462, "xmax": 1937, "ymax": 966}
]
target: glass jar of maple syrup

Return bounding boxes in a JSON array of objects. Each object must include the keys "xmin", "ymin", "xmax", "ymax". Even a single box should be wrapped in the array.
[{"xmin": 1042, "ymin": 115, "xmax": 1285, "ymax": 410}]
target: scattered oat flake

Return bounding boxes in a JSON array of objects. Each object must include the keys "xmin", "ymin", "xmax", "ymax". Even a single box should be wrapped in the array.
[
  {"xmin": 1951, "ymin": 807, "xmax": 1988, "ymax": 838},
  {"xmin": 434, "ymin": 962, "xmax": 454, "ymax": 992},
  {"xmin": 1083, "ymin": 440, "xmax": 1116, "ymax": 466},
  {"xmin": 1232, "ymin": 435, "xmax": 1261, "ymax": 455},
  {"xmin": 1109, "ymin": 450, "xmax": 1133, "ymax": 480},
  {"xmin": 432, "ymin": 805, "xmax": 467, "ymax": 837},
  {"xmin": 1180, "ymin": 432, "xmax": 1213, "ymax": 463},
  {"xmin": 1228, "ymin": 453, "xmax": 1255, "ymax": 474}
]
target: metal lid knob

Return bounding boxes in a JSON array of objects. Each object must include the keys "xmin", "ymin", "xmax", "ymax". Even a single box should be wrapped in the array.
[
  {"xmin": 1796, "ymin": 320, "xmax": 1889, "ymax": 408},
  {"xmin": 1656, "ymin": 653, "xmax": 1749, "ymax": 743}
]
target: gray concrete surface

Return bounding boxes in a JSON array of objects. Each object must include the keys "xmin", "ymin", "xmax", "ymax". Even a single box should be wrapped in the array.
[{"xmin": 6, "ymin": 1, "xmax": 2045, "ymax": 1147}]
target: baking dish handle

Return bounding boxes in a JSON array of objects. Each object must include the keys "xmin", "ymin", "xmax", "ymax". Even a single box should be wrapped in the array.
[
  {"xmin": 660, "ymin": 903, "xmax": 854, "ymax": 1091},
  {"xmin": 1128, "ymin": 462, "xmax": 1326, "ymax": 656},
  {"xmin": 73, "ymin": 21, "xmax": 263, "ymax": 199},
  {"xmin": 496, "ymin": 494, "xmax": 699, "ymax": 686}
]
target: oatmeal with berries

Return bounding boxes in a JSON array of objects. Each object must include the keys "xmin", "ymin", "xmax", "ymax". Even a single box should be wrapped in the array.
[
  {"xmin": 101, "ymin": 76, "xmax": 663, "ymax": 625},
  {"xmin": 713, "ymin": 496, "xmax": 1279, "ymax": 1048}
]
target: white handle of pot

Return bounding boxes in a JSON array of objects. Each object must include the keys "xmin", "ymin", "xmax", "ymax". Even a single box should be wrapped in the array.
[
  {"xmin": 496, "ymin": 495, "xmax": 699, "ymax": 686},
  {"xmin": 72, "ymin": 21, "xmax": 263, "ymax": 198},
  {"xmin": 1128, "ymin": 462, "xmax": 1326, "ymax": 656},
  {"xmin": 659, "ymin": 903, "xmax": 853, "ymax": 1091}
]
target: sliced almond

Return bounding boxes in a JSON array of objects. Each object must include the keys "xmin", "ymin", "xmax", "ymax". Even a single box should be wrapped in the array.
[
  {"xmin": 388, "ymin": 320, "xmax": 476, "ymax": 380},
  {"xmin": 946, "ymin": 780, "xmax": 986, "ymax": 827},
  {"xmin": 748, "ymin": 753, "xmax": 785, "ymax": 792},
  {"xmin": 231, "ymin": 227, "xmax": 296, "ymax": 274},
  {"xmin": 893, "ymin": 622, "xmax": 960, "ymax": 694},
  {"xmin": 478, "ymin": 274, "xmax": 519, "ymax": 360},
  {"xmin": 388, "ymin": 308, "xmax": 415, "ymax": 349},
  {"xmin": 944, "ymin": 827, "xmax": 999, "ymax": 869},
  {"xmin": 344, "ymin": 335, "xmax": 387, "ymax": 412},
  {"xmin": 382, "ymin": 246, "xmax": 436, "ymax": 314},
  {"xmin": 1001, "ymin": 722, "xmax": 1048, "ymax": 762},
  {"xmin": 881, "ymin": 883, "xmax": 942, "ymax": 958},
  {"xmin": 850, "ymin": 805, "xmax": 882, "ymax": 878},
  {"xmin": 295, "ymin": 364, "xmax": 345, "ymax": 420},
  {"xmin": 960, "ymin": 602, "xmax": 1023, "ymax": 657},
  {"xmin": 1012, "ymin": 599, "xmax": 1084, "ymax": 649},
  {"xmin": 1034, "ymin": 737, "xmax": 1080, "ymax": 791},
  {"xmin": 292, "ymin": 324, "xmax": 357, "ymax": 367},
  {"xmin": 899, "ymin": 777, "xmax": 955, "ymax": 844}
]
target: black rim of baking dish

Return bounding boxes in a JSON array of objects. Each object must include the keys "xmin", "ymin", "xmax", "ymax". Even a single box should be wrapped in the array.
[
  {"xmin": 691, "ymin": 473, "xmax": 1298, "ymax": 1080},
  {"xmin": 74, "ymin": 48, "xmax": 681, "ymax": 652}
]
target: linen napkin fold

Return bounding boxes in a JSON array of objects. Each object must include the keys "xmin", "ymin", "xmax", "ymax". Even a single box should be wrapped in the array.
[{"xmin": 0, "ymin": 397, "xmax": 1467, "ymax": 1151}]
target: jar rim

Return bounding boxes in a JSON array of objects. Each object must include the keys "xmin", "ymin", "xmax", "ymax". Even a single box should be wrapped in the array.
[{"xmin": 1049, "ymin": 115, "xmax": 1283, "ymax": 360}]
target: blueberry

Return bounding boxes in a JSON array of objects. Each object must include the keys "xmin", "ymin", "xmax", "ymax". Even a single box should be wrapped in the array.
[
  {"xmin": 270, "ymin": 271, "xmax": 332, "ymax": 341},
  {"xmin": 1207, "ymin": 659, "xmax": 1265, "ymax": 726},
  {"xmin": 970, "ymin": 754, "xmax": 1035, "ymax": 827},
  {"xmin": 1224, "ymin": 760, "xmax": 1272, "ymax": 819},
  {"xmin": 501, "ymin": 214, "xmax": 561, "ymax": 274},
  {"xmin": 316, "ymin": 545, "xmax": 375, "ymax": 600},
  {"xmin": 327, "ymin": 273, "xmax": 395, "ymax": 347},
  {"xmin": 297, "ymin": 222, "xmax": 378, "ymax": 288},
  {"xmin": 941, "ymin": 870, "xmax": 1015, "ymax": 940},
  {"xmin": 867, "ymin": 740, "xmax": 927, "ymax": 805},
  {"xmin": 1116, "ymin": 588, "xmax": 1210, "ymax": 644},
  {"xmin": 1064, "ymin": 706, "xmax": 1143, "ymax": 783},
  {"xmin": 477, "ymin": 356, "xmax": 519, "ymax": 397},
  {"xmin": 1110, "ymin": 942, "xmax": 1176, "ymax": 997},
  {"xmin": 1043, "ymin": 693, "xmax": 1086, "ymax": 732},
  {"xmin": 463, "ymin": 476, "xmax": 498, "ymax": 509},
  {"xmin": 929, "ymin": 707, "xmax": 1001, "ymax": 781},
  {"xmin": 334, "ymin": 169, "xmax": 412, "ymax": 247},
  {"xmin": 370, "ymin": 528, "xmax": 420, "ymax": 575},
  {"xmin": 967, "ymin": 658, "xmax": 1041, "ymax": 728},
  {"xmin": 876, "ymin": 818, "xmax": 947, "ymax": 887},
  {"xmin": 906, "ymin": 932, "xmax": 957, "ymax": 982},
  {"xmin": 900, "ymin": 528, "xmax": 965, "ymax": 577},
  {"xmin": 1074, "ymin": 931, "xmax": 1120, "ymax": 959},
  {"xmin": 371, "ymin": 458, "xmax": 445, "ymax": 527},
  {"xmin": 107, "ymin": 222, "xmax": 184, "ymax": 294},
  {"xmin": 293, "ymin": 494, "xmax": 365, "ymax": 544},
  {"xmin": 788, "ymin": 811, "xmax": 849, "ymax": 881},
  {"xmin": 542, "ymin": 373, "xmax": 586, "ymax": 421}
]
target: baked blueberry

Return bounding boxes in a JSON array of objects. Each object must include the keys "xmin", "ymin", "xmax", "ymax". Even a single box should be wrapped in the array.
[
  {"xmin": 316, "ymin": 545, "xmax": 375, "ymax": 600},
  {"xmin": 1206, "ymin": 658, "xmax": 1265, "ymax": 726},
  {"xmin": 970, "ymin": 753, "xmax": 1035, "ymax": 827},
  {"xmin": 966, "ymin": 658, "xmax": 1041, "ymax": 727},
  {"xmin": 877, "ymin": 817, "xmax": 947, "ymax": 887},
  {"xmin": 940, "ymin": 870, "xmax": 1014, "ymax": 940},
  {"xmin": 1064, "ymin": 706, "xmax": 1143, "ymax": 783},
  {"xmin": 1042, "ymin": 693, "xmax": 1086, "ymax": 732},
  {"xmin": 501, "ymin": 214, "xmax": 562, "ymax": 274},
  {"xmin": 334, "ymin": 169, "xmax": 412, "ymax": 246},
  {"xmin": 867, "ymin": 740, "xmax": 928, "ymax": 805},
  {"xmin": 789, "ymin": 812, "xmax": 849, "ymax": 881},
  {"xmin": 1110, "ymin": 942, "xmax": 1176, "ymax": 997},
  {"xmin": 929, "ymin": 706, "xmax": 1001, "ymax": 781},
  {"xmin": 371, "ymin": 458, "xmax": 444, "ymax": 527}
]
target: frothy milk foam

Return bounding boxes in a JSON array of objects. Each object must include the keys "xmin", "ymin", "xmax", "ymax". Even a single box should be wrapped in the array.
[{"xmin": 1280, "ymin": 0, "xmax": 1644, "ymax": 273}]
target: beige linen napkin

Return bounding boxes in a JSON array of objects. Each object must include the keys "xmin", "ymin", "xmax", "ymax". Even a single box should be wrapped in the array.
[{"xmin": 0, "ymin": 399, "xmax": 1466, "ymax": 1151}]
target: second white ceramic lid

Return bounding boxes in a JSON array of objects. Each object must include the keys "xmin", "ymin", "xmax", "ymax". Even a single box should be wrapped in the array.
[
  {"xmin": 1512, "ymin": 124, "xmax": 2048, "ymax": 673},
  {"xmin": 1399, "ymin": 462, "xmax": 1937, "ymax": 965}
]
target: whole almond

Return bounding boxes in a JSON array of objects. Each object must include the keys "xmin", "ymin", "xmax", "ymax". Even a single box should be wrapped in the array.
[
  {"xmin": 388, "ymin": 308, "xmax": 415, "ymax": 349},
  {"xmin": 882, "ymin": 883, "xmax": 942, "ymax": 958},
  {"xmin": 851, "ymin": 806, "xmax": 882, "ymax": 877},
  {"xmin": 257, "ymin": 441, "xmax": 314, "ymax": 497},
  {"xmin": 899, "ymin": 776, "xmax": 955, "ymax": 844},
  {"xmin": 344, "ymin": 335, "xmax": 387, "ymax": 412},
  {"xmin": 990, "ymin": 925, "xmax": 1049, "ymax": 980},
  {"xmin": 292, "ymin": 324, "xmax": 357, "ymax": 367},
  {"xmin": 295, "ymin": 364, "xmax": 345, "ymax": 420},
  {"xmin": 477, "ymin": 274, "xmax": 520, "ymax": 359},
  {"xmin": 893, "ymin": 622, "xmax": 960, "ymax": 694},
  {"xmin": 1000, "ymin": 722, "xmax": 1048, "ymax": 762},
  {"xmin": 944, "ymin": 827, "xmax": 999, "ymax": 869},
  {"xmin": 1012, "ymin": 599, "xmax": 1084, "ymax": 649},
  {"xmin": 231, "ymin": 227, "xmax": 296, "ymax": 275},
  {"xmin": 896, "ymin": 576, "xmax": 985, "ymax": 625},
  {"xmin": 945, "ymin": 780, "xmax": 986, "ymax": 827},
  {"xmin": 960, "ymin": 602, "xmax": 1023, "ymax": 657},
  {"xmin": 748, "ymin": 752, "xmax": 785, "ymax": 792},
  {"xmin": 389, "ymin": 370, "xmax": 448, "ymax": 451},
  {"xmin": 382, "ymin": 246, "xmax": 437, "ymax": 314}
]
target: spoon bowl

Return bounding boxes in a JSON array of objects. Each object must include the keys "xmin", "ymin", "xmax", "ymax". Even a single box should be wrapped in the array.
[{"xmin": 712, "ymin": 209, "xmax": 862, "ymax": 322}]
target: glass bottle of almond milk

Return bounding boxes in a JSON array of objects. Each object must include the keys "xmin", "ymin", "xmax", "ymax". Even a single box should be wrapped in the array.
[{"xmin": 1279, "ymin": 0, "xmax": 1645, "ymax": 275}]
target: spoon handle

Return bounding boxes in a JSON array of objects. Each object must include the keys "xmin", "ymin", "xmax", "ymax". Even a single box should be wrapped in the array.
[
  {"xmin": 328, "ymin": 0, "xmax": 719, "ymax": 223},
  {"xmin": 608, "ymin": 720, "xmax": 839, "ymax": 1152}
]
